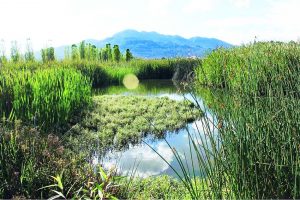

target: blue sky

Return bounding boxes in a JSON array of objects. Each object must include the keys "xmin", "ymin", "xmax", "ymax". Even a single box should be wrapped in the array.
[{"xmin": 0, "ymin": 0, "xmax": 299, "ymax": 51}]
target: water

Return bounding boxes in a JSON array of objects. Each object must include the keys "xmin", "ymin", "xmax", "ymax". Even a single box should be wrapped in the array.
[{"xmin": 93, "ymin": 79, "xmax": 218, "ymax": 178}]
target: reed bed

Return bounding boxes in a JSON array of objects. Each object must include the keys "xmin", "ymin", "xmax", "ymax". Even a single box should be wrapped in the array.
[
  {"xmin": 1, "ymin": 58, "xmax": 199, "ymax": 87},
  {"xmin": 160, "ymin": 41, "xmax": 300, "ymax": 199},
  {"xmin": 196, "ymin": 41, "xmax": 300, "ymax": 96},
  {"xmin": 0, "ymin": 68, "xmax": 91, "ymax": 129}
]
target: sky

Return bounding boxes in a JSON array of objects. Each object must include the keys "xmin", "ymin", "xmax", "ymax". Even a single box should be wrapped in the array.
[{"xmin": 0, "ymin": 0, "xmax": 300, "ymax": 51}]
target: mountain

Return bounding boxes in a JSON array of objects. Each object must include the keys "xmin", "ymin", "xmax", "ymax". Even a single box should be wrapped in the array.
[{"xmin": 52, "ymin": 29, "xmax": 232, "ymax": 59}]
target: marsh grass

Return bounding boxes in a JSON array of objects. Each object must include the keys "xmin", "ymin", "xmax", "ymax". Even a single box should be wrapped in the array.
[
  {"xmin": 151, "ymin": 88, "xmax": 300, "ymax": 198},
  {"xmin": 190, "ymin": 42, "xmax": 300, "ymax": 198},
  {"xmin": 0, "ymin": 68, "xmax": 91, "ymax": 129},
  {"xmin": 1, "ymin": 58, "xmax": 199, "ymax": 87},
  {"xmin": 0, "ymin": 121, "xmax": 78, "ymax": 198},
  {"xmin": 60, "ymin": 59, "xmax": 197, "ymax": 87},
  {"xmin": 116, "ymin": 175, "xmax": 190, "ymax": 199},
  {"xmin": 66, "ymin": 95, "xmax": 202, "ymax": 155},
  {"xmin": 196, "ymin": 41, "xmax": 300, "ymax": 96},
  {"xmin": 93, "ymin": 79, "xmax": 176, "ymax": 96}
]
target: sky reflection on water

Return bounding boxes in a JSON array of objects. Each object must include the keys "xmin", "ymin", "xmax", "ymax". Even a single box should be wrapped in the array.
[{"xmin": 94, "ymin": 80, "xmax": 218, "ymax": 178}]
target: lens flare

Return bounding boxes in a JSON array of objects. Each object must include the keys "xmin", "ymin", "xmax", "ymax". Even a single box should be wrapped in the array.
[{"xmin": 123, "ymin": 74, "xmax": 139, "ymax": 90}]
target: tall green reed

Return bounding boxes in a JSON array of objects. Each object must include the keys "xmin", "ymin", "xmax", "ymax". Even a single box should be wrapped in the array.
[
  {"xmin": 151, "ymin": 42, "xmax": 300, "ymax": 198},
  {"xmin": 1, "ymin": 58, "xmax": 199, "ymax": 88},
  {"xmin": 196, "ymin": 41, "xmax": 300, "ymax": 96},
  {"xmin": 0, "ymin": 68, "xmax": 91, "ymax": 129}
]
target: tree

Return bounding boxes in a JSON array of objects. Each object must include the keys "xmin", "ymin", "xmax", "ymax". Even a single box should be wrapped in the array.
[
  {"xmin": 101, "ymin": 47, "xmax": 108, "ymax": 61},
  {"xmin": 24, "ymin": 38, "xmax": 35, "ymax": 62},
  {"xmin": 79, "ymin": 40, "xmax": 86, "ymax": 60},
  {"xmin": 106, "ymin": 44, "xmax": 112, "ymax": 61},
  {"xmin": 41, "ymin": 49, "xmax": 47, "ymax": 63},
  {"xmin": 41, "ymin": 47, "xmax": 55, "ymax": 63},
  {"xmin": 47, "ymin": 47, "xmax": 55, "ymax": 61},
  {"xmin": 98, "ymin": 50, "xmax": 102, "ymax": 61},
  {"xmin": 90, "ymin": 45, "xmax": 97, "ymax": 61},
  {"xmin": 113, "ymin": 45, "xmax": 121, "ymax": 62},
  {"xmin": 0, "ymin": 39, "xmax": 7, "ymax": 66},
  {"xmin": 71, "ymin": 44, "xmax": 79, "ymax": 60},
  {"xmin": 125, "ymin": 49, "xmax": 133, "ymax": 62},
  {"xmin": 64, "ymin": 46, "xmax": 71, "ymax": 60},
  {"xmin": 11, "ymin": 41, "xmax": 21, "ymax": 62}
]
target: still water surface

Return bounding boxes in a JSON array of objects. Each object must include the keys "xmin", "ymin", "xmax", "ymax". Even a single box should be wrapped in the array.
[{"xmin": 93, "ymin": 80, "xmax": 218, "ymax": 178}]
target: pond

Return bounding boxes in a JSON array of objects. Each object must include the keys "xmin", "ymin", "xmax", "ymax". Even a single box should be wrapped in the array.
[{"xmin": 93, "ymin": 79, "xmax": 219, "ymax": 178}]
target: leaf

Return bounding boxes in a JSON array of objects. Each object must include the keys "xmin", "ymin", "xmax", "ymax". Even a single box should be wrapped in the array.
[
  {"xmin": 99, "ymin": 167, "xmax": 107, "ymax": 181},
  {"xmin": 51, "ymin": 190, "xmax": 66, "ymax": 199},
  {"xmin": 48, "ymin": 194, "xmax": 64, "ymax": 200},
  {"xmin": 98, "ymin": 189, "xmax": 104, "ymax": 199},
  {"xmin": 54, "ymin": 175, "xmax": 64, "ymax": 190}
]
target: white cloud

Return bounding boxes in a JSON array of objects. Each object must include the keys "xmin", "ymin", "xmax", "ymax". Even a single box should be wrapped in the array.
[
  {"xmin": 0, "ymin": 0, "xmax": 300, "ymax": 50},
  {"xmin": 102, "ymin": 142, "xmax": 174, "ymax": 178},
  {"xmin": 183, "ymin": 0, "xmax": 217, "ymax": 13},
  {"xmin": 197, "ymin": 0, "xmax": 300, "ymax": 44},
  {"xmin": 265, "ymin": 0, "xmax": 300, "ymax": 40},
  {"xmin": 229, "ymin": 0, "xmax": 251, "ymax": 8}
]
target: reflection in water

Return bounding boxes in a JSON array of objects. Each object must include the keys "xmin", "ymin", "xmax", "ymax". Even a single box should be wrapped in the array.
[
  {"xmin": 93, "ymin": 79, "xmax": 218, "ymax": 178},
  {"xmin": 103, "ymin": 141, "xmax": 174, "ymax": 178},
  {"xmin": 99, "ymin": 120, "xmax": 217, "ymax": 178}
]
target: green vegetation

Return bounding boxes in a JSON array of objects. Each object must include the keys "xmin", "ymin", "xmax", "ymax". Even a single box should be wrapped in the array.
[
  {"xmin": 2, "ymin": 38, "xmax": 300, "ymax": 199},
  {"xmin": 125, "ymin": 49, "xmax": 133, "ymax": 62},
  {"xmin": 0, "ymin": 121, "xmax": 95, "ymax": 198},
  {"xmin": 156, "ymin": 41, "xmax": 300, "ymax": 199},
  {"xmin": 10, "ymin": 41, "xmax": 21, "ymax": 63},
  {"xmin": 41, "ymin": 47, "xmax": 55, "ymax": 63},
  {"xmin": 0, "ymin": 68, "xmax": 91, "ymax": 129},
  {"xmin": 93, "ymin": 79, "xmax": 177, "ymax": 95},
  {"xmin": 1, "ymin": 59, "xmax": 198, "ymax": 87},
  {"xmin": 116, "ymin": 175, "xmax": 190, "ymax": 199},
  {"xmin": 2, "ymin": 121, "xmax": 186, "ymax": 199},
  {"xmin": 178, "ymin": 89, "xmax": 300, "ymax": 199},
  {"xmin": 68, "ymin": 95, "xmax": 201, "ymax": 152},
  {"xmin": 0, "ymin": 38, "xmax": 200, "ymax": 199},
  {"xmin": 24, "ymin": 39, "xmax": 35, "ymax": 62},
  {"xmin": 196, "ymin": 41, "xmax": 300, "ymax": 96}
]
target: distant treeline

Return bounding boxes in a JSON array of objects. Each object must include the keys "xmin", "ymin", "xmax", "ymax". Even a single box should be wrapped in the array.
[{"xmin": 0, "ymin": 39, "xmax": 134, "ymax": 64}]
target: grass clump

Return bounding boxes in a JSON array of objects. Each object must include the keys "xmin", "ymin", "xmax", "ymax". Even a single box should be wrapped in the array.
[
  {"xmin": 1, "ymin": 58, "xmax": 199, "ymax": 87},
  {"xmin": 0, "ymin": 118, "xmax": 199, "ymax": 199},
  {"xmin": 196, "ymin": 41, "xmax": 300, "ymax": 96},
  {"xmin": 0, "ymin": 68, "xmax": 91, "ymax": 129},
  {"xmin": 116, "ymin": 175, "xmax": 190, "ymax": 199},
  {"xmin": 0, "ymin": 120, "xmax": 94, "ymax": 198},
  {"xmin": 218, "ymin": 95, "xmax": 300, "ymax": 199},
  {"xmin": 68, "ymin": 95, "xmax": 201, "ymax": 152},
  {"xmin": 168, "ymin": 87, "xmax": 300, "ymax": 199}
]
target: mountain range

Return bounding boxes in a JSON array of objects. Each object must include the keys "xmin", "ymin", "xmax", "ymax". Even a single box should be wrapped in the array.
[{"xmin": 53, "ymin": 29, "xmax": 232, "ymax": 59}]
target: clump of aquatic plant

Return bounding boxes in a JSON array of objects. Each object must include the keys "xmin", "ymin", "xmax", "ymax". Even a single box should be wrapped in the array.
[
  {"xmin": 0, "ymin": 68, "xmax": 91, "ymax": 129},
  {"xmin": 156, "ymin": 87, "xmax": 300, "ymax": 199},
  {"xmin": 67, "ymin": 95, "xmax": 202, "ymax": 153},
  {"xmin": 196, "ymin": 41, "xmax": 300, "ymax": 96},
  {"xmin": 0, "ymin": 121, "xmax": 72, "ymax": 198},
  {"xmin": 116, "ymin": 175, "xmax": 190, "ymax": 199},
  {"xmin": 1, "ymin": 57, "xmax": 198, "ymax": 88},
  {"xmin": 45, "ymin": 166, "xmax": 120, "ymax": 200}
]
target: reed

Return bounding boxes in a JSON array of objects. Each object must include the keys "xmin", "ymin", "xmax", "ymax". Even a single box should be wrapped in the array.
[
  {"xmin": 159, "ymin": 41, "xmax": 300, "ymax": 198},
  {"xmin": 0, "ymin": 68, "xmax": 91, "ymax": 129},
  {"xmin": 196, "ymin": 41, "xmax": 300, "ymax": 96},
  {"xmin": 1, "ymin": 58, "xmax": 199, "ymax": 87}
]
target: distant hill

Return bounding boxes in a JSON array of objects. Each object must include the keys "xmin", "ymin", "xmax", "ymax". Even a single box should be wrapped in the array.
[{"xmin": 51, "ymin": 29, "xmax": 232, "ymax": 59}]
